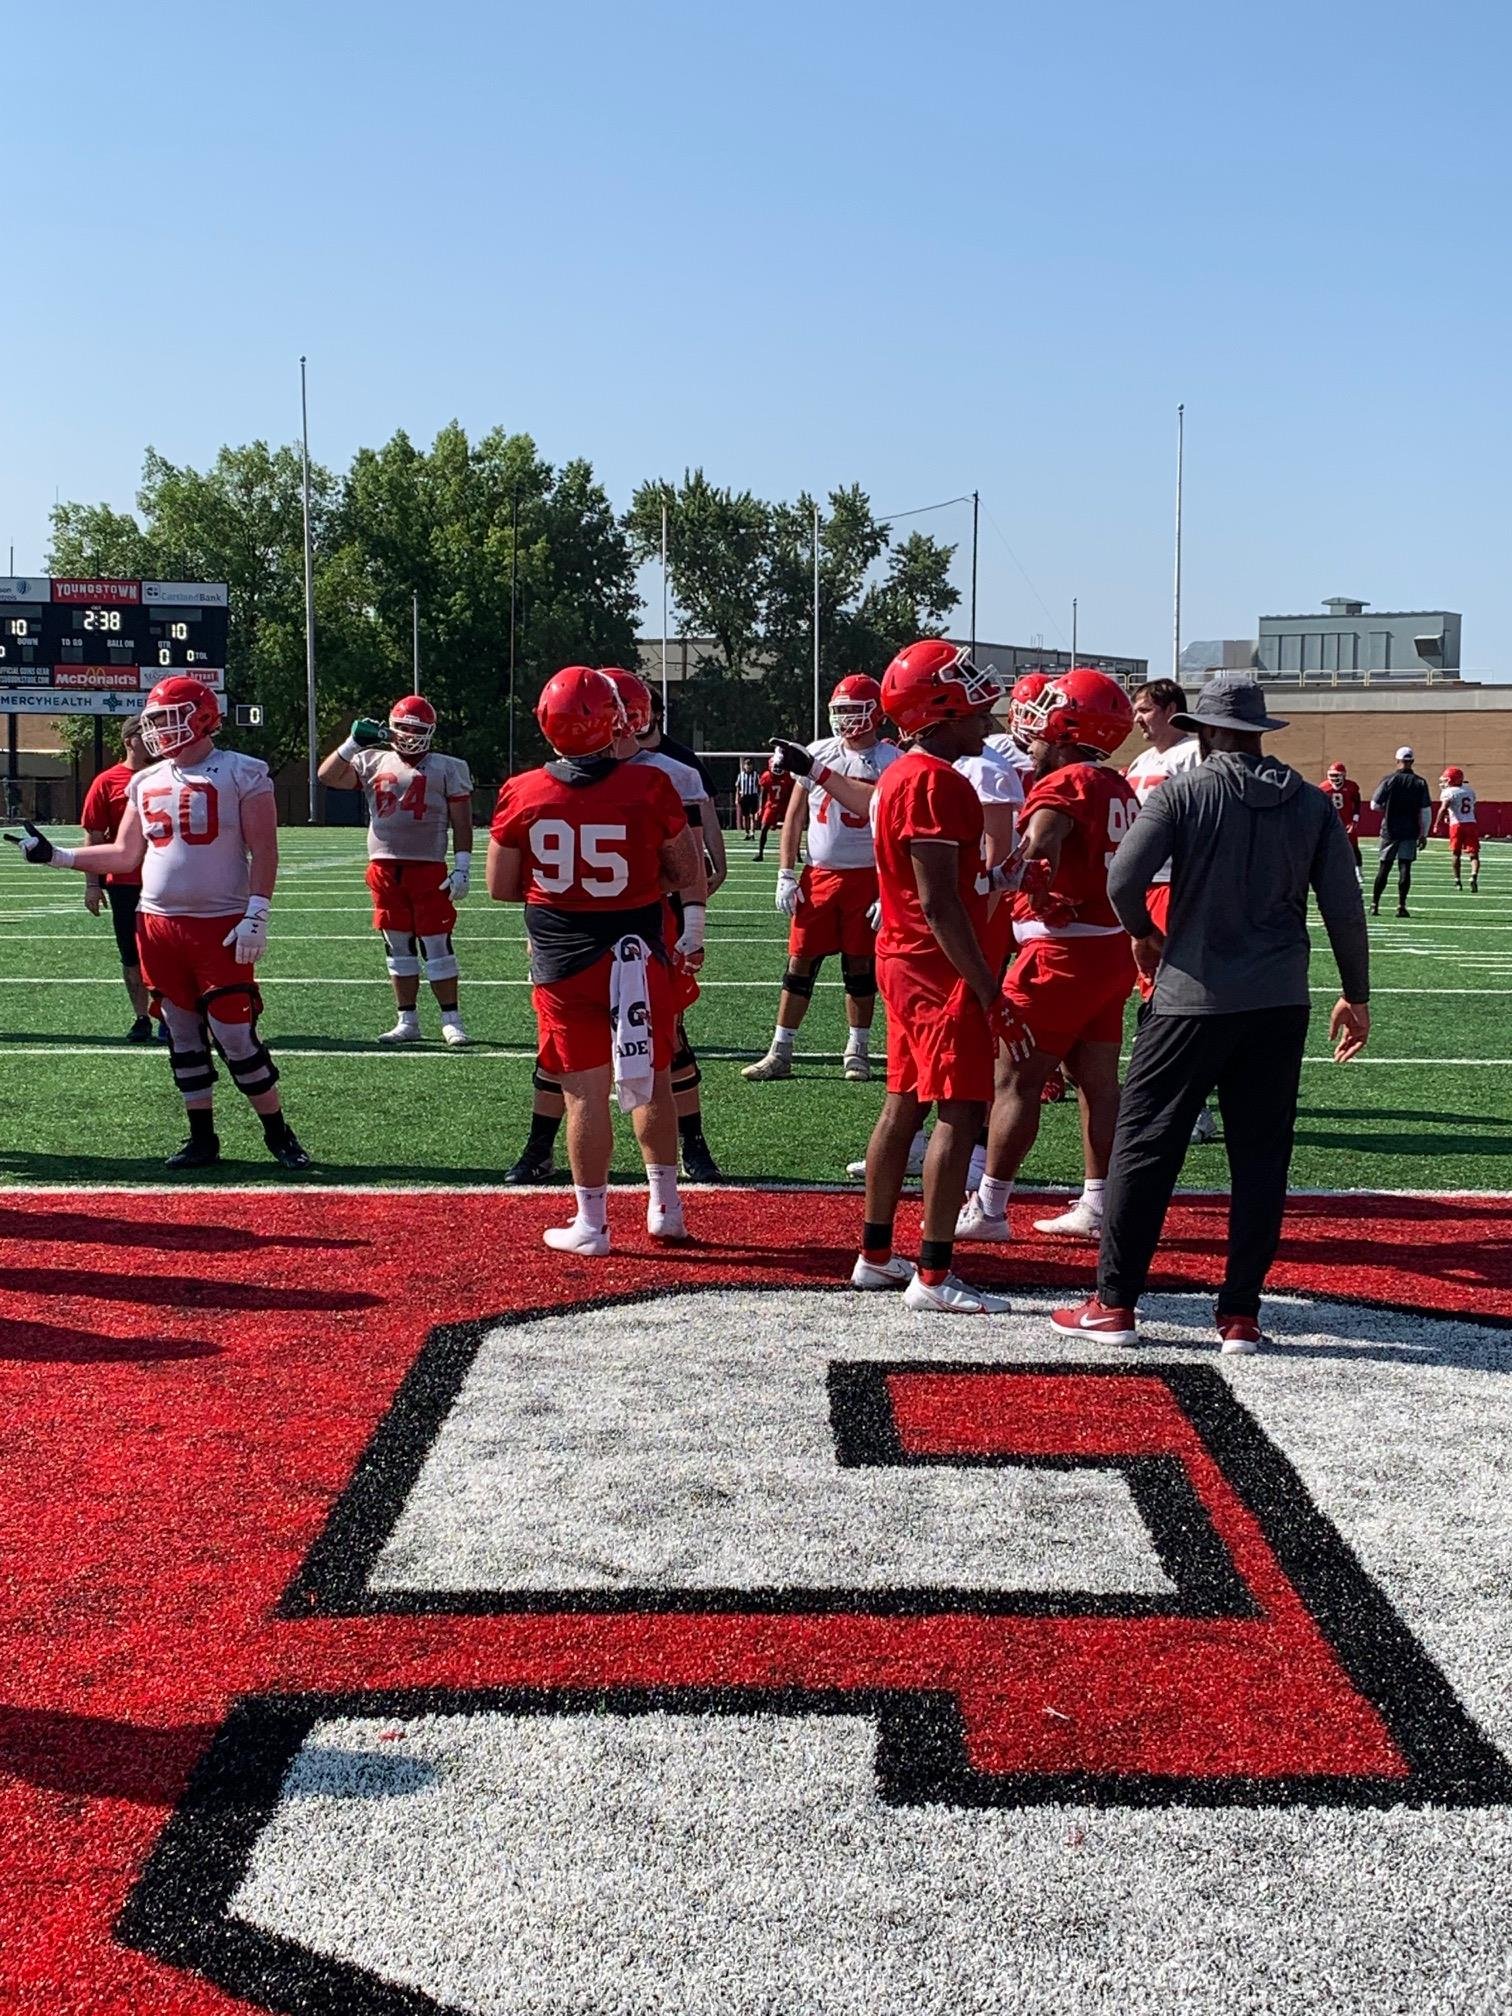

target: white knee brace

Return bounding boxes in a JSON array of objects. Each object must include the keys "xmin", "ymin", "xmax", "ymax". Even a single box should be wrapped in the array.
[
  {"xmin": 383, "ymin": 929, "xmax": 421, "ymax": 979},
  {"xmin": 420, "ymin": 932, "xmax": 459, "ymax": 983}
]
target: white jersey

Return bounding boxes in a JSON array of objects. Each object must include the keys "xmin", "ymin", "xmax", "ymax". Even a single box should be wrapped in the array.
[
  {"xmin": 1123, "ymin": 735, "xmax": 1202, "ymax": 884},
  {"xmin": 985, "ymin": 731, "xmax": 1035, "ymax": 786},
  {"xmin": 955, "ymin": 741, "xmax": 1026, "ymax": 810},
  {"xmin": 1440, "ymin": 783, "xmax": 1478, "ymax": 826},
  {"xmin": 632, "ymin": 747, "xmax": 709, "ymax": 816},
  {"xmin": 799, "ymin": 735, "xmax": 902, "ymax": 870},
  {"xmin": 128, "ymin": 748, "xmax": 274, "ymax": 919},
  {"xmin": 350, "ymin": 748, "xmax": 473, "ymax": 862}
]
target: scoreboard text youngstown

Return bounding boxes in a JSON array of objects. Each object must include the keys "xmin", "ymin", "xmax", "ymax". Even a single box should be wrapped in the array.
[{"xmin": 0, "ymin": 578, "xmax": 229, "ymax": 714}]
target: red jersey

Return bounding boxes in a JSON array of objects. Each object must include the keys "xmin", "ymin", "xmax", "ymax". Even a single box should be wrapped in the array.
[
  {"xmin": 1319, "ymin": 778, "xmax": 1362, "ymax": 829},
  {"xmin": 79, "ymin": 761, "xmax": 141, "ymax": 887},
  {"xmin": 759, "ymin": 769, "xmax": 794, "ymax": 820},
  {"xmin": 872, "ymin": 748, "xmax": 987, "ymax": 962},
  {"xmin": 1019, "ymin": 760, "xmax": 1138, "ymax": 931},
  {"xmin": 490, "ymin": 760, "xmax": 686, "ymax": 911}
]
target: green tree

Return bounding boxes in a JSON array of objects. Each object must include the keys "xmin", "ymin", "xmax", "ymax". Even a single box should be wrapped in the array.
[{"xmin": 625, "ymin": 472, "xmax": 959, "ymax": 746}]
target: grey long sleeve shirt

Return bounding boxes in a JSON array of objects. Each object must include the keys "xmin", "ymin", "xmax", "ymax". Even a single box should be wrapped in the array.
[{"xmin": 1107, "ymin": 751, "xmax": 1371, "ymax": 1015}]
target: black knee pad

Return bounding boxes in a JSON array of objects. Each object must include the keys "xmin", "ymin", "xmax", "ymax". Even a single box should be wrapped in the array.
[
  {"xmin": 780, "ymin": 965, "xmax": 818, "ymax": 1000},
  {"xmin": 532, "ymin": 1062, "xmax": 563, "ymax": 1098},
  {"xmin": 168, "ymin": 1035, "xmax": 218, "ymax": 1099},
  {"xmin": 221, "ymin": 1039, "xmax": 281, "ymax": 1100},
  {"xmin": 841, "ymin": 955, "xmax": 876, "ymax": 1001},
  {"xmin": 671, "ymin": 1025, "xmax": 700, "ymax": 1090}
]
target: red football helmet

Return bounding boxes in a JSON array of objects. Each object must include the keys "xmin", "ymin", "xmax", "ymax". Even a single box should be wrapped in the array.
[
  {"xmin": 600, "ymin": 667, "xmax": 653, "ymax": 737},
  {"xmin": 1009, "ymin": 671, "xmax": 1051, "ymax": 740},
  {"xmin": 1018, "ymin": 668, "xmax": 1133, "ymax": 759},
  {"xmin": 1327, "ymin": 761, "xmax": 1347, "ymax": 783},
  {"xmin": 880, "ymin": 641, "xmax": 1002, "ymax": 737},
  {"xmin": 389, "ymin": 694, "xmax": 437, "ymax": 758},
  {"xmin": 828, "ymin": 673, "xmax": 882, "ymax": 741},
  {"xmin": 1441, "ymin": 765, "xmax": 1465, "ymax": 787},
  {"xmin": 139, "ymin": 676, "xmax": 221, "ymax": 759},
  {"xmin": 535, "ymin": 666, "xmax": 626, "ymax": 759}
]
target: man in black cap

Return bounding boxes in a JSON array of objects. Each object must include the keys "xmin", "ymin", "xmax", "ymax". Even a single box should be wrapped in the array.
[
  {"xmin": 1051, "ymin": 674, "xmax": 1371, "ymax": 1354},
  {"xmin": 1369, "ymin": 746, "xmax": 1432, "ymax": 919}
]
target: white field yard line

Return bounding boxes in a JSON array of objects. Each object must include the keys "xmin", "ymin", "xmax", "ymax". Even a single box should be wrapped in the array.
[{"xmin": 0, "ymin": 1044, "xmax": 1506, "ymax": 1067}]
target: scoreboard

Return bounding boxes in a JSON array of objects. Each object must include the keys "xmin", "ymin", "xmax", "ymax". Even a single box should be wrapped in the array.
[{"xmin": 0, "ymin": 578, "xmax": 229, "ymax": 714}]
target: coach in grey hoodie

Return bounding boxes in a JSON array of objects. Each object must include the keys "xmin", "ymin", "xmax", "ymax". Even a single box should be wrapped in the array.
[{"xmin": 1061, "ymin": 674, "xmax": 1371, "ymax": 1352}]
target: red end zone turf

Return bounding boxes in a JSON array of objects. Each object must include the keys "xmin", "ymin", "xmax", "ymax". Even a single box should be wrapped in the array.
[{"xmin": 0, "ymin": 1188, "xmax": 1508, "ymax": 2015}]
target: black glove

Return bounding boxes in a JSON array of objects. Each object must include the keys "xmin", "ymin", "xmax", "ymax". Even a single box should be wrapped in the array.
[
  {"xmin": 768, "ymin": 737, "xmax": 813, "ymax": 778},
  {"xmin": 4, "ymin": 820, "xmax": 54, "ymax": 864}
]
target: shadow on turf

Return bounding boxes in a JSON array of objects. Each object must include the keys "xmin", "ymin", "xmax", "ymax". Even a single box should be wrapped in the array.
[
  {"xmin": 0, "ymin": 1207, "xmax": 366, "ymax": 1254},
  {"xmin": 17, "ymin": 1266, "xmax": 381, "ymax": 1314},
  {"xmin": 0, "ymin": 1706, "xmax": 222, "ymax": 1805},
  {"xmin": 0, "ymin": 1316, "xmax": 220, "ymax": 1363}
]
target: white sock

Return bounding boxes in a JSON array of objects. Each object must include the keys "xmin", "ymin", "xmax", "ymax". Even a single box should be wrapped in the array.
[
  {"xmin": 647, "ymin": 1164, "xmax": 680, "ymax": 1213},
  {"xmin": 574, "ymin": 1184, "xmax": 608, "ymax": 1233},
  {"xmin": 845, "ymin": 1027, "xmax": 869, "ymax": 1058},
  {"xmin": 978, "ymin": 1174, "xmax": 1013, "ymax": 1219},
  {"xmin": 440, "ymin": 1005, "xmax": 463, "ymax": 1024},
  {"xmin": 967, "ymin": 1143, "xmax": 987, "ymax": 1189},
  {"xmin": 772, "ymin": 1024, "xmax": 797, "ymax": 1055},
  {"xmin": 1080, "ymin": 1178, "xmax": 1106, "ymax": 1211},
  {"xmin": 394, "ymin": 1006, "xmax": 420, "ymax": 1026}
]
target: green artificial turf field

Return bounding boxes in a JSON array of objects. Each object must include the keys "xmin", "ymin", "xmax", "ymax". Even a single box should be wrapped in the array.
[{"xmin": 0, "ymin": 824, "xmax": 1507, "ymax": 1190}]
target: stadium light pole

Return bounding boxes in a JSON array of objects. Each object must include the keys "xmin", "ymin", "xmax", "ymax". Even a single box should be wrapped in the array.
[
  {"xmin": 507, "ymin": 487, "xmax": 518, "ymax": 778},
  {"xmin": 299, "ymin": 356, "xmax": 318, "ymax": 824},
  {"xmin": 1072, "ymin": 596, "xmax": 1078, "ymax": 665},
  {"xmin": 1172, "ymin": 402, "xmax": 1185, "ymax": 680},
  {"xmin": 412, "ymin": 593, "xmax": 421, "ymax": 695},
  {"xmin": 661, "ymin": 499, "xmax": 670, "ymax": 722},
  {"xmin": 812, "ymin": 501, "xmax": 822, "ymax": 741},
  {"xmin": 970, "ymin": 491, "xmax": 979, "ymax": 655}
]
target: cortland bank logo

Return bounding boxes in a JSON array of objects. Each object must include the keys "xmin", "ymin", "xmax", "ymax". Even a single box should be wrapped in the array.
[{"xmin": 117, "ymin": 1286, "xmax": 1512, "ymax": 2016}]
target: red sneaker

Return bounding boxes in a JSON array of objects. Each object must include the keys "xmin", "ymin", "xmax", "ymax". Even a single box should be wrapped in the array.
[
  {"xmin": 1049, "ymin": 1296, "xmax": 1138, "ymax": 1346},
  {"xmin": 1216, "ymin": 1313, "xmax": 1264, "ymax": 1355}
]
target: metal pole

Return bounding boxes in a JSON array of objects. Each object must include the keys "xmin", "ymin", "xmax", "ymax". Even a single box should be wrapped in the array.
[
  {"xmin": 1071, "ymin": 597, "xmax": 1078, "ymax": 665},
  {"xmin": 1172, "ymin": 402, "xmax": 1184, "ymax": 679},
  {"xmin": 812, "ymin": 501, "xmax": 822, "ymax": 740},
  {"xmin": 660, "ymin": 499, "xmax": 670, "ymax": 722},
  {"xmin": 507, "ymin": 488, "xmax": 518, "ymax": 777},
  {"xmin": 412, "ymin": 592, "xmax": 420, "ymax": 694},
  {"xmin": 970, "ymin": 490, "xmax": 979, "ymax": 655},
  {"xmin": 299, "ymin": 356, "xmax": 318, "ymax": 823}
]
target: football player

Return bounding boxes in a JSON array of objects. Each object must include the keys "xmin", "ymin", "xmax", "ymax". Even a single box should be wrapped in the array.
[
  {"xmin": 853, "ymin": 640, "xmax": 1032, "ymax": 1315},
  {"xmin": 318, "ymin": 695, "xmax": 474, "ymax": 1046},
  {"xmin": 7, "ymin": 676, "xmax": 309, "ymax": 1171},
  {"xmin": 501, "ymin": 668, "xmax": 721, "ymax": 1185},
  {"xmin": 1433, "ymin": 766, "xmax": 1480, "ymax": 892},
  {"xmin": 754, "ymin": 762, "xmax": 794, "ymax": 861},
  {"xmin": 79, "ymin": 714, "xmax": 159, "ymax": 1041},
  {"xmin": 743, "ymin": 675, "xmax": 902, "ymax": 1084},
  {"xmin": 1319, "ymin": 760, "xmax": 1363, "ymax": 876},
  {"xmin": 957, "ymin": 668, "xmax": 1139, "ymax": 1246},
  {"xmin": 989, "ymin": 672, "xmax": 1045, "ymax": 785},
  {"xmin": 487, "ymin": 667, "xmax": 702, "ymax": 1254}
]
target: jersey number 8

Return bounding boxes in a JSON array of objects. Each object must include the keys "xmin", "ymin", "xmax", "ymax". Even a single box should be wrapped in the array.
[{"xmin": 531, "ymin": 819, "xmax": 630, "ymax": 898}]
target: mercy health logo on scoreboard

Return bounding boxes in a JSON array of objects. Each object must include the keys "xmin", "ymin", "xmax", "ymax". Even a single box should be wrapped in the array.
[
  {"xmin": 51, "ymin": 577, "xmax": 142, "ymax": 604},
  {"xmin": 0, "ymin": 690, "xmax": 144, "ymax": 715}
]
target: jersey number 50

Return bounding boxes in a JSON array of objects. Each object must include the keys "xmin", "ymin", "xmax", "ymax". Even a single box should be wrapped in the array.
[
  {"xmin": 531, "ymin": 820, "xmax": 630, "ymax": 898},
  {"xmin": 140, "ymin": 784, "xmax": 220, "ymax": 847}
]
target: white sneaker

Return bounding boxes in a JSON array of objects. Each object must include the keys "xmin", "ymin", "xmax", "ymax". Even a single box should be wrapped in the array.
[
  {"xmin": 1190, "ymin": 1106, "xmax": 1219, "ymax": 1145},
  {"xmin": 845, "ymin": 1135, "xmax": 927, "ymax": 1181},
  {"xmin": 378, "ymin": 1017, "xmax": 421, "ymax": 1043},
  {"xmin": 903, "ymin": 1272, "xmax": 1009, "ymax": 1316},
  {"xmin": 1032, "ymin": 1199, "xmax": 1103, "ymax": 1239},
  {"xmin": 742, "ymin": 1049, "xmax": 792, "ymax": 1082},
  {"xmin": 543, "ymin": 1218, "xmax": 610, "ymax": 1257},
  {"xmin": 850, "ymin": 1253, "xmax": 916, "ymax": 1290},
  {"xmin": 647, "ymin": 1201, "xmax": 690, "ymax": 1242},
  {"xmin": 440, "ymin": 1017, "xmax": 471, "ymax": 1048},
  {"xmin": 843, "ymin": 1053, "xmax": 872, "ymax": 1082},
  {"xmin": 955, "ymin": 1195, "xmax": 1012, "ymax": 1242}
]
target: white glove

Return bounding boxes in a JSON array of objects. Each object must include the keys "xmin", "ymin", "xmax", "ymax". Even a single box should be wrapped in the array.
[
  {"xmin": 675, "ymin": 902, "xmax": 706, "ymax": 959},
  {"xmin": 988, "ymin": 849, "xmax": 1027, "ymax": 894},
  {"xmin": 445, "ymin": 851, "xmax": 471, "ymax": 900},
  {"xmin": 776, "ymin": 868, "xmax": 803, "ymax": 917},
  {"xmin": 866, "ymin": 899, "xmax": 882, "ymax": 932},
  {"xmin": 223, "ymin": 895, "xmax": 270, "ymax": 965}
]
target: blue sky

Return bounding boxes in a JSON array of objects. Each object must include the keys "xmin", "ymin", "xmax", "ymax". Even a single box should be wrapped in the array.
[{"xmin": 7, "ymin": 0, "xmax": 1509, "ymax": 675}]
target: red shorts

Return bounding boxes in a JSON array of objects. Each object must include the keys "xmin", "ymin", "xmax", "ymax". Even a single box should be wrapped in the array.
[
  {"xmin": 759, "ymin": 803, "xmax": 785, "ymax": 830},
  {"xmin": 980, "ymin": 897, "xmax": 1016, "ymax": 980},
  {"xmin": 533, "ymin": 952, "xmax": 683, "ymax": 1078},
  {"xmin": 877, "ymin": 953, "xmax": 994, "ymax": 1105},
  {"xmin": 366, "ymin": 859, "xmax": 457, "ymax": 938},
  {"xmin": 137, "ymin": 913, "xmax": 260, "ymax": 1022},
  {"xmin": 1450, "ymin": 825, "xmax": 1480, "ymax": 858},
  {"xmin": 1004, "ymin": 930, "xmax": 1135, "ymax": 1059},
  {"xmin": 1135, "ymin": 883, "xmax": 1172, "ymax": 1002},
  {"xmin": 789, "ymin": 865, "xmax": 878, "ymax": 962}
]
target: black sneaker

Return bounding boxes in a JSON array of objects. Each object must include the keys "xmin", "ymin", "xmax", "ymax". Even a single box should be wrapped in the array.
[
  {"xmin": 1396, "ymin": 906, "xmax": 1410, "ymax": 919},
  {"xmin": 503, "ymin": 1148, "xmax": 555, "ymax": 1185},
  {"xmin": 269, "ymin": 1129, "xmax": 313, "ymax": 1171},
  {"xmin": 166, "ymin": 1134, "xmax": 221, "ymax": 1171},
  {"xmin": 128, "ymin": 1015, "xmax": 153, "ymax": 1044},
  {"xmin": 680, "ymin": 1138, "xmax": 724, "ymax": 1183}
]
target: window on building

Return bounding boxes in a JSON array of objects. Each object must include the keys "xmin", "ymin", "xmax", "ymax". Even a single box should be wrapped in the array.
[{"xmin": 1368, "ymin": 632, "xmax": 1392, "ymax": 670}]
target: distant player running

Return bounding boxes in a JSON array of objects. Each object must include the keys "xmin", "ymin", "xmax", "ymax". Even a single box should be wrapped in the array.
[
  {"xmin": 318, "ymin": 695, "xmax": 474, "ymax": 1045},
  {"xmin": 7, "ymin": 676, "xmax": 309, "ymax": 1171},
  {"xmin": 1433, "ymin": 767, "xmax": 1480, "ymax": 893}
]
